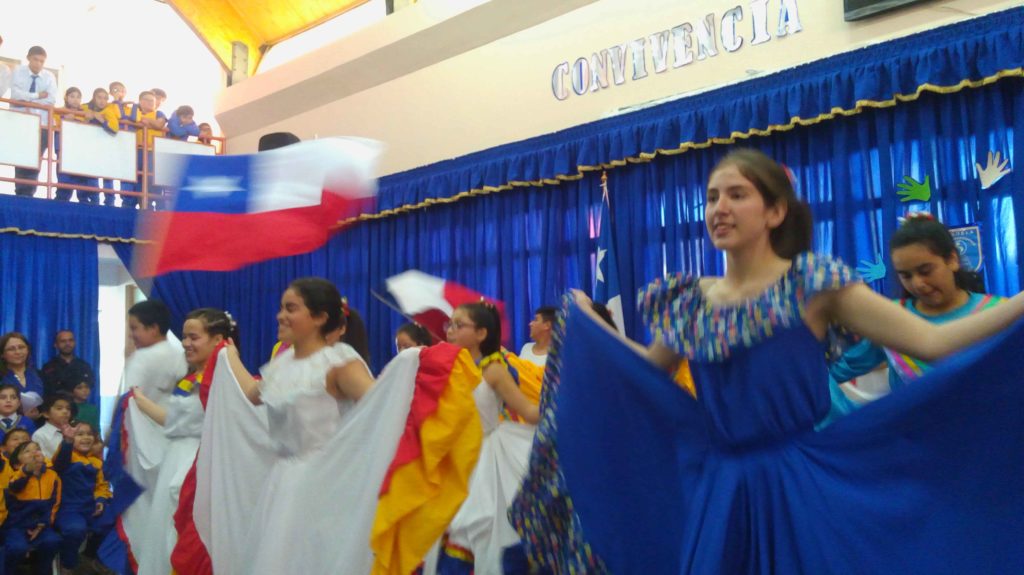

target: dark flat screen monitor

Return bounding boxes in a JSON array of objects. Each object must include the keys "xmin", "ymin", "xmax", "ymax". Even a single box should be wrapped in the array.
[{"xmin": 845, "ymin": 0, "xmax": 930, "ymax": 21}]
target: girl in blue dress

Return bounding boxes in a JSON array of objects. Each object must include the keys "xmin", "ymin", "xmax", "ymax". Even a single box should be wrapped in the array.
[{"xmin": 510, "ymin": 148, "xmax": 1024, "ymax": 574}]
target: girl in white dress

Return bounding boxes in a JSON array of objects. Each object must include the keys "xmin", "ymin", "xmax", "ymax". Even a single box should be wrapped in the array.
[
  {"xmin": 221, "ymin": 277, "xmax": 419, "ymax": 575},
  {"xmin": 131, "ymin": 308, "xmax": 234, "ymax": 575}
]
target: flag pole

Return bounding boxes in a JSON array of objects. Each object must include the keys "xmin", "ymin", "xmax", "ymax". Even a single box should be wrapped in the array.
[{"xmin": 369, "ymin": 288, "xmax": 445, "ymax": 343}]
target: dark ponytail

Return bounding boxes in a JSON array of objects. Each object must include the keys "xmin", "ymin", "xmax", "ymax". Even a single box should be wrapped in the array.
[
  {"xmin": 288, "ymin": 278, "xmax": 343, "ymax": 337},
  {"xmin": 397, "ymin": 322, "xmax": 433, "ymax": 347},
  {"xmin": 891, "ymin": 216, "xmax": 984, "ymax": 294},
  {"xmin": 340, "ymin": 305, "xmax": 371, "ymax": 366},
  {"xmin": 711, "ymin": 149, "xmax": 812, "ymax": 259},
  {"xmin": 185, "ymin": 307, "xmax": 240, "ymax": 347},
  {"xmin": 457, "ymin": 302, "xmax": 502, "ymax": 357}
]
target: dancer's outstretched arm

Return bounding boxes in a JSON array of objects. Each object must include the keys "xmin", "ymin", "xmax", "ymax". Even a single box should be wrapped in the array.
[{"xmin": 824, "ymin": 284, "xmax": 1024, "ymax": 361}]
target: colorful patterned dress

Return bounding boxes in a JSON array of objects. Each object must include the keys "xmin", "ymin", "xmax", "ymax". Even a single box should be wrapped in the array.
[
  {"xmin": 510, "ymin": 252, "xmax": 1024, "ymax": 574},
  {"xmin": 831, "ymin": 291, "xmax": 1004, "ymax": 391},
  {"xmin": 440, "ymin": 351, "xmax": 542, "ymax": 575}
]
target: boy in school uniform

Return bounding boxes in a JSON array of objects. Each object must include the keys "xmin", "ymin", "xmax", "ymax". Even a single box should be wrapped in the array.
[
  {"xmin": 166, "ymin": 105, "xmax": 200, "ymax": 141},
  {"xmin": 108, "ymin": 82, "xmax": 132, "ymax": 117},
  {"xmin": 101, "ymin": 81, "xmax": 133, "ymax": 206},
  {"xmin": 32, "ymin": 393, "xmax": 76, "ymax": 459},
  {"xmin": 2, "ymin": 428, "xmax": 31, "ymax": 464},
  {"xmin": 71, "ymin": 88, "xmax": 121, "ymax": 203},
  {"xmin": 0, "ymin": 34, "xmax": 11, "ymax": 99},
  {"xmin": 81, "ymin": 88, "xmax": 121, "ymax": 135},
  {"xmin": 0, "ymin": 384, "xmax": 36, "ymax": 440},
  {"xmin": 54, "ymin": 87, "xmax": 103, "ymax": 201},
  {"xmin": 71, "ymin": 381, "xmax": 99, "ymax": 432},
  {"xmin": 10, "ymin": 46, "xmax": 57, "ymax": 197},
  {"xmin": 4, "ymin": 440, "xmax": 63, "ymax": 575},
  {"xmin": 120, "ymin": 91, "xmax": 167, "ymax": 208},
  {"xmin": 197, "ymin": 122, "xmax": 214, "ymax": 145},
  {"xmin": 149, "ymin": 86, "xmax": 165, "ymax": 109},
  {"xmin": 53, "ymin": 423, "xmax": 111, "ymax": 575}
]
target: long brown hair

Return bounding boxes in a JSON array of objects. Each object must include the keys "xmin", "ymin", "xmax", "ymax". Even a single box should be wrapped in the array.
[{"xmin": 710, "ymin": 149, "xmax": 813, "ymax": 259}]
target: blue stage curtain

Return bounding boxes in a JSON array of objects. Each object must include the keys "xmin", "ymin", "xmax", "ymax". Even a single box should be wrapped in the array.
[
  {"xmin": 598, "ymin": 78, "xmax": 1023, "ymax": 335},
  {"xmin": 0, "ymin": 233, "xmax": 100, "ymax": 406},
  {"xmin": 0, "ymin": 194, "xmax": 137, "ymax": 242},
  {"xmin": 330, "ymin": 74, "xmax": 1023, "ymax": 364},
  {"xmin": 326, "ymin": 174, "xmax": 603, "ymax": 372}
]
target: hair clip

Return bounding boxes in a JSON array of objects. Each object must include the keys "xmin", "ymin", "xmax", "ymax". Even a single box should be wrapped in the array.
[
  {"xmin": 779, "ymin": 163, "xmax": 798, "ymax": 188},
  {"xmin": 341, "ymin": 297, "xmax": 351, "ymax": 318},
  {"xmin": 897, "ymin": 211, "xmax": 935, "ymax": 226},
  {"xmin": 223, "ymin": 310, "xmax": 237, "ymax": 329}
]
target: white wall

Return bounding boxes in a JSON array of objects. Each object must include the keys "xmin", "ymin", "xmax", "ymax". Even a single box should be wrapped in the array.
[{"xmin": 218, "ymin": 0, "xmax": 1020, "ymax": 176}]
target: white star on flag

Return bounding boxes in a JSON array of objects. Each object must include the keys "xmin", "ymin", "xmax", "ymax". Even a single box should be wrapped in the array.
[
  {"xmin": 182, "ymin": 176, "xmax": 244, "ymax": 196},
  {"xmin": 596, "ymin": 247, "xmax": 607, "ymax": 283}
]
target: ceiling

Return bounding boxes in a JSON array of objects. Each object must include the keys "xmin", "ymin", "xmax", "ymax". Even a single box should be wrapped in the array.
[{"xmin": 166, "ymin": 0, "xmax": 371, "ymax": 77}]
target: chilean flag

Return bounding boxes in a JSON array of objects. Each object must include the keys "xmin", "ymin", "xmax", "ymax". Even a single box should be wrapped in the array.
[
  {"xmin": 136, "ymin": 137, "xmax": 382, "ymax": 276},
  {"xmin": 382, "ymin": 270, "xmax": 511, "ymax": 344}
]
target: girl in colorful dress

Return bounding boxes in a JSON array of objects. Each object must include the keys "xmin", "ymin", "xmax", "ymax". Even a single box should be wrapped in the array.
[
  {"xmin": 511, "ymin": 148, "xmax": 1024, "ymax": 574},
  {"xmin": 830, "ymin": 213, "xmax": 1002, "ymax": 394},
  {"xmin": 439, "ymin": 302, "xmax": 542, "ymax": 575}
]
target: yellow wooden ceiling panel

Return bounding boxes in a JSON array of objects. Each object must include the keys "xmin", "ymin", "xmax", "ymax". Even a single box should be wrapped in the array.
[{"xmin": 167, "ymin": 0, "xmax": 369, "ymax": 77}]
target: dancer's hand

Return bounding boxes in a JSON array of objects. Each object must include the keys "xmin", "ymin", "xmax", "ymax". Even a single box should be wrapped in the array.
[
  {"xmin": 571, "ymin": 289, "xmax": 593, "ymax": 309},
  {"xmin": 59, "ymin": 422, "xmax": 78, "ymax": 442}
]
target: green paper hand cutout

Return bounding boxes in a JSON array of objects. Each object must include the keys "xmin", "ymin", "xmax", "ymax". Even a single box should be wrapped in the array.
[{"xmin": 897, "ymin": 175, "xmax": 931, "ymax": 203}]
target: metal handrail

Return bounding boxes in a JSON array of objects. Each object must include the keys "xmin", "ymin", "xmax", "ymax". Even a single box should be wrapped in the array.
[{"xmin": 0, "ymin": 97, "xmax": 226, "ymax": 207}]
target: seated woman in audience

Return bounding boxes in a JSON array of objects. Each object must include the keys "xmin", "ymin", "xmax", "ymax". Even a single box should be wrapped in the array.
[
  {"xmin": 439, "ymin": 302, "xmax": 542, "ymax": 574},
  {"xmin": 131, "ymin": 308, "xmax": 233, "ymax": 575},
  {"xmin": 1, "ymin": 332, "xmax": 45, "ymax": 409},
  {"xmin": 396, "ymin": 322, "xmax": 433, "ymax": 352},
  {"xmin": 829, "ymin": 213, "xmax": 1003, "ymax": 400},
  {"xmin": 4, "ymin": 441, "xmax": 62, "ymax": 575}
]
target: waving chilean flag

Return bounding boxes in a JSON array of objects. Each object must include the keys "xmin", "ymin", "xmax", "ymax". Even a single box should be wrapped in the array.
[
  {"xmin": 136, "ymin": 137, "xmax": 381, "ymax": 276},
  {"xmin": 381, "ymin": 270, "xmax": 511, "ymax": 344}
]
